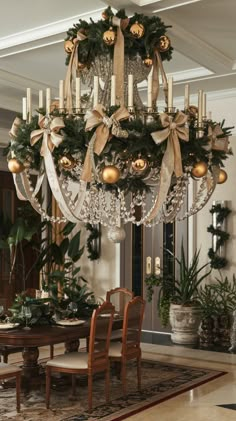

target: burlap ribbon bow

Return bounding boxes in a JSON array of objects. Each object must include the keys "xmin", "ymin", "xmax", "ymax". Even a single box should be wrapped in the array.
[
  {"xmin": 144, "ymin": 112, "xmax": 189, "ymax": 222},
  {"xmin": 9, "ymin": 117, "xmax": 22, "ymax": 139},
  {"xmin": 208, "ymin": 124, "xmax": 229, "ymax": 152},
  {"xmin": 64, "ymin": 30, "xmax": 87, "ymax": 113},
  {"xmin": 81, "ymin": 104, "xmax": 129, "ymax": 182},
  {"xmin": 151, "ymin": 111, "xmax": 189, "ymax": 177},
  {"xmin": 152, "ymin": 49, "xmax": 168, "ymax": 107},
  {"xmin": 112, "ymin": 16, "xmax": 130, "ymax": 106},
  {"xmin": 30, "ymin": 116, "xmax": 65, "ymax": 156}
]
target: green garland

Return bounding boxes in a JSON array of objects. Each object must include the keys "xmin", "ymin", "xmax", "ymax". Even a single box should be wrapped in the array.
[
  {"xmin": 86, "ymin": 223, "xmax": 101, "ymax": 261},
  {"xmin": 65, "ymin": 7, "xmax": 173, "ymax": 66},
  {"xmin": 207, "ymin": 204, "xmax": 231, "ymax": 269},
  {"xmin": 5, "ymin": 111, "xmax": 233, "ymax": 197}
]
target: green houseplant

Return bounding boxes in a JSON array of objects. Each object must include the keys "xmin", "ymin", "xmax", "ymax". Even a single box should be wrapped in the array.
[{"xmin": 145, "ymin": 242, "xmax": 211, "ymax": 344}]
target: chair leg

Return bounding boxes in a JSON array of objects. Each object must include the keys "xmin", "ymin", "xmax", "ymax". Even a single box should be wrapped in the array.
[
  {"xmin": 88, "ymin": 373, "xmax": 93, "ymax": 412},
  {"xmin": 105, "ymin": 363, "xmax": 110, "ymax": 403},
  {"xmin": 137, "ymin": 356, "xmax": 141, "ymax": 391},
  {"xmin": 45, "ymin": 366, "xmax": 51, "ymax": 409},
  {"xmin": 16, "ymin": 373, "xmax": 21, "ymax": 413},
  {"xmin": 121, "ymin": 359, "xmax": 127, "ymax": 395}
]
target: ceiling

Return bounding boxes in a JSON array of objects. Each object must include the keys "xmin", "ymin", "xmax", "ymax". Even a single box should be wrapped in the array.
[{"xmin": 0, "ymin": 0, "xmax": 235, "ymax": 114}]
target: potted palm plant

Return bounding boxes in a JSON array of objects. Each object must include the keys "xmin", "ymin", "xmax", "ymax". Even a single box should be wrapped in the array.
[{"xmin": 145, "ymin": 242, "xmax": 211, "ymax": 344}]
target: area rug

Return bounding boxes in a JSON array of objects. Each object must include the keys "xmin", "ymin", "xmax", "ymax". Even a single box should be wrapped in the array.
[{"xmin": 0, "ymin": 359, "xmax": 226, "ymax": 421}]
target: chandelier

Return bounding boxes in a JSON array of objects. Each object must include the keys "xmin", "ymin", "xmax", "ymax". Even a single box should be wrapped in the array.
[{"xmin": 7, "ymin": 7, "xmax": 232, "ymax": 235}]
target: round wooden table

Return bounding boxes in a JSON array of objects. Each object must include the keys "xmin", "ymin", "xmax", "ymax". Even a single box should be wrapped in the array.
[{"xmin": 0, "ymin": 318, "xmax": 122, "ymax": 378}]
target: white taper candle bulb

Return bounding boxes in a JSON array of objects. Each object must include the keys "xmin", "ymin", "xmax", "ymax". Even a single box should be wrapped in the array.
[
  {"xmin": 93, "ymin": 76, "xmax": 99, "ymax": 107},
  {"xmin": 198, "ymin": 89, "xmax": 203, "ymax": 124},
  {"xmin": 46, "ymin": 88, "xmax": 51, "ymax": 115},
  {"xmin": 110, "ymin": 75, "xmax": 116, "ymax": 106},
  {"xmin": 167, "ymin": 77, "xmax": 173, "ymax": 108},
  {"xmin": 22, "ymin": 97, "xmax": 27, "ymax": 121},
  {"xmin": 128, "ymin": 74, "xmax": 134, "ymax": 108},
  {"xmin": 184, "ymin": 84, "xmax": 189, "ymax": 110},
  {"xmin": 39, "ymin": 90, "xmax": 43, "ymax": 109},
  {"xmin": 26, "ymin": 88, "xmax": 32, "ymax": 122},
  {"xmin": 202, "ymin": 92, "xmax": 207, "ymax": 117}
]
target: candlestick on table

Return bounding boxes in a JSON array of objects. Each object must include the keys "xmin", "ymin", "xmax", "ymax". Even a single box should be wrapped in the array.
[
  {"xmin": 111, "ymin": 75, "xmax": 116, "ymax": 107},
  {"xmin": 59, "ymin": 80, "xmax": 64, "ymax": 110},
  {"xmin": 128, "ymin": 74, "xmax": 134, "ymax": 108},
  {"xmin": 93, "ymin": 76, "xmax": 99, "ymax": 107},
  {"xmin": 167, "ymin": 77, "xmax": 173, "ymax": 109},
  {"xmin": 75, "ymin": 77, "xmax": 81, "ymax": 110}
]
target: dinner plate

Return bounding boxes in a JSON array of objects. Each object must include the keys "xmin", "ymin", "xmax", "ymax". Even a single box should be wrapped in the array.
[
  {"xmin": 0, "ymin": 323, "xmax": 19, "ymax": 330},
  {"xmin": 56, "ymin": 319, "xmax": 85, "ymax": 326}
]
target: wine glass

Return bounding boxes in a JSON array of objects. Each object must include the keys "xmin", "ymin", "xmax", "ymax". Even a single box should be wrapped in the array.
[
  {"xmin": 22, "ymin": 306, "xmax": 32, "ymax": 330},
  {"xmin": 68, "ymin": 302, "xmax": 78, "ymax": 320}
]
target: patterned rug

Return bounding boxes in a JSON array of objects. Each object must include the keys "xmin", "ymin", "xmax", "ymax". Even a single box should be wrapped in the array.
[{"xmin": 0, "ymin": 359, "xmax": 225, "ymax": 421}]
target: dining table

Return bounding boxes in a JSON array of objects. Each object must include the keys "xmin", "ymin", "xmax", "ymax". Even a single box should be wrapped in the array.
[{"xmin": 0, "ymin": 317, "xmax": 123, "ymax": 379}]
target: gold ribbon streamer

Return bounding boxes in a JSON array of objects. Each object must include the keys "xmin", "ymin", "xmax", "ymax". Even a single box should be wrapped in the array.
[
  {"xmin": 152, "ymin": 50, "xmax": 168, "ymax": 107},
  {"xmin": 64, "ymin": 30, "xmax": 87, "ymax": 114},
  {"xmin": 112, "ymin": 16, "xmax": 129, "ymax": 106},
  {"xmin": 81, "ymin": 104, "xmax": 129, "ymax": 182},
  {"xmin": 146, "ymin": 112, "xmax": 189, "ymax": 221},
  {"xmin": 9, "ymin": 117, "xmax": 22, "ymax": 138},
  {"xmin": 30, "ymin": 116, "xmax": 65, "ymax": 156}
]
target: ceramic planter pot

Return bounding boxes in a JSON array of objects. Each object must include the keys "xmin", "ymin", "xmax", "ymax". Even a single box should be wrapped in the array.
[{"xmin": 169, "ymin": 303, "xmax": 202, "ymax": 345}]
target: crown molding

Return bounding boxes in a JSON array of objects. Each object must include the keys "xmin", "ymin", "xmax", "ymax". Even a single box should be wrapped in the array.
[{"xmin": 0, "ymin": 8, "xmax": 104, "ymax": 57}]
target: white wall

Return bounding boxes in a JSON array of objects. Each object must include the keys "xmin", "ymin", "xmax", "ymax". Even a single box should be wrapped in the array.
[{"xmin": 195, "ymin": 92, "xmax": 236, "ymax": 279}]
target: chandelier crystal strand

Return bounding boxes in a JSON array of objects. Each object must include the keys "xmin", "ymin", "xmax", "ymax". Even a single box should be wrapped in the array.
[{"xmin": 7, "ymin": 7, "xmax": 232, "ymax": 240}]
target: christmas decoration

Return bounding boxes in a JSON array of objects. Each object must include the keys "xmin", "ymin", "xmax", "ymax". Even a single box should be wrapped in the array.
[
  {"xmin": 8, "ymin": 158, "xmax": 24, "ymax": 174},
  {"xmin": 217, "ymin": 169, "xmax": 228, "ymax": 184},
  {"xmin": 143, "ymin": 56, "xmax": 153, "ymax": 67},
  {"xmin": 103, "ymin": 27, "xmax": 116, "ymax": 46},
  {"xmin": 191, "ymin": 161, "xmax": 208, "ymax": 178},
  {"xmin": 107, "ymin": 225, "xmax": 126, "ymax": 243},
  {"xmin": 207, "ymin": 203, "xmax": 231, "ymax": 269},
  {"xmin": 132, "ymin": 158, "xmax": 148, "ymax": 172},
  {"xmin": 158, "ymin": 35, "xmax": 171, "ymax": 52},
  {"xmin": 101, "ymin": 165, "xmax": 120, "ymax": 184},
  {"xmin": 59, "ymin": 155, "xmax": 76, "ymax": 170},
  {"xmin": 130, "ymin": 21, "xmax": 145, "ymax": 38},
  {"xmin": 64, "ymin": 39, "xmax": 74, "ymax": 53},
  {"xmin": 77, "ymin": 61, "xmax": 87, "ymax": 70}
]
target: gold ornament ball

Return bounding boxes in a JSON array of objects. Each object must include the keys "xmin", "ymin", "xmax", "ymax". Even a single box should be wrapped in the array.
[
  {"xmin": 64, "ymin": 39, "xmax": 74, "ymax": 54},
  {"xmin": 77, "ymin": 61, "xmax": 87, "ymax": 70},
  {"xmin": 130, "ymin": 21, "xmax": 145, "ymax": 39},
  {"xmin": 59, "ymin": 155, "xmax": 76, "ymax": 170},
  {"xmin": 103, "ymin": 27, "xmax": 116, "ymax": 46},
  {"xmin": 8, "ymin": 158, "xmax": 24, "ymax": 174},
  {"xmin": 217, "ymin": 169, "xmax": 228, "ymax": 184},
  {"xmin": 158, "ymin": 35, "xmax": 171, "ymax": 52},
  {"xmin": 188, "ymin": 105, "xmax": 198, "ymax": 117},
  {"xmin": 191, "ymin": 161, "xmax": 208, "ymax": 178},
  {"xmin": 132, "ymin": 158, "xmax": 148, "ymax": 172},
  {"xmin": 143, "ymin": 56, "xmax": 153, "ymax": 67},
  {"xmin": 102, "ymin": 11, "xmax": 108, "ymax": 19},
  {"xmin": 101, "ymin": 165, "xmax": 120, "ymax": 184}
]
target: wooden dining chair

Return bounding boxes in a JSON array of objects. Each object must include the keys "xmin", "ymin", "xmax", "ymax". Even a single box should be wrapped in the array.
[
  {"xmin": 0, "ymin": 363, "xmax": 22, "ymax": 412},
  {"xmin": 46, "ymin": 301, "xmax": 115, "ymax": 412},
  {"xmin": 109, "ymin": 296, "xmax": 145, "ymax": 395},
  {"xmin": 106, "ymin": 287, "xmax": 134, "ymax": 317}
]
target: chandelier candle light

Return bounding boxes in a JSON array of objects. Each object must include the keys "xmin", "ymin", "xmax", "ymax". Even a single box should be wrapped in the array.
[{"xmin": 7, "ymin": 6, "xmax": 233, "ymax": 236}]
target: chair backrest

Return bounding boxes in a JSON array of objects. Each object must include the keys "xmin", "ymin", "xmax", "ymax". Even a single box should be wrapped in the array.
[
  {"xmin": 106, "ymin": 287, "xmax": 134, "ymax": 316},
  {"xmin": 88, "ymin": 301, "xmax": 115, "ymax": 367},
  {"xmin": 121, "ymin": 296, "xmax": 145, "ymax": 354}
]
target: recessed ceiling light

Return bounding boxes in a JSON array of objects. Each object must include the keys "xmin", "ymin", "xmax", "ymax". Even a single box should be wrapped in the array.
[{"xmin": 153, "ymin": 0, "xmax": 202, "ymax": 13}]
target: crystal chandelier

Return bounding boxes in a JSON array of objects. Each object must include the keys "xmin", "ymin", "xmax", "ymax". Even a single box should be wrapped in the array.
[{"xmin": 7, "ymin": 7, "xmax": 232, "ymax": 232}]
